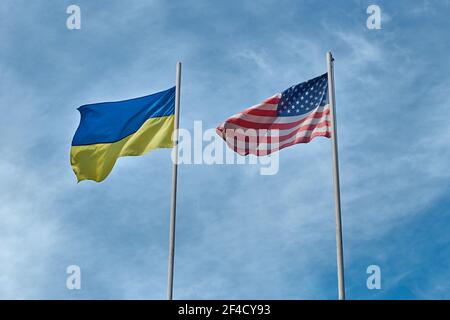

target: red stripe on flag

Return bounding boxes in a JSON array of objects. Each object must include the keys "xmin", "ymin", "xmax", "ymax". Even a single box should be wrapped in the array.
[
  {"xmin": 245, "ymin": 108, "xmax": 278, "ymax": 117},
  {"xmin": 225, "ymin": 120, "xmax": 331, "ymax": 144},
  {"xmin": 225, "ymin": 108, "xmax": 330, "ymax": 130},
  {"xmin": 262, "ymin": 96, "xmax": 280, "ymax": 105},
  {"xmin": 230, "ymin": 131, "xmax": 331, "ymax": 156}
]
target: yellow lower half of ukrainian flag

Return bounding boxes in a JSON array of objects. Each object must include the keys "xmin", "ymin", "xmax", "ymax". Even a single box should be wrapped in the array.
[{"xmin": 70, "ymin": 115, "xmax": 174, "ymax": 182}]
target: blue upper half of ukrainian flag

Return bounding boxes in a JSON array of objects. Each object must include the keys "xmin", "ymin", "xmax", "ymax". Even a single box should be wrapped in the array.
[{"xmin": 71, "ymin": 87, "xmax": 176, "ymax": 182}]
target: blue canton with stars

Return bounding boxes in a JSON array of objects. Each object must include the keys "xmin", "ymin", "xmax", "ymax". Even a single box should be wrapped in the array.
[{"xmin": 277, "ymin": 73, "xmax": 328, "ymax": 117}]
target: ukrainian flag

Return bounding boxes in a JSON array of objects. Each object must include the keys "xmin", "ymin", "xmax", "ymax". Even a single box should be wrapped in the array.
[{"xmin": 71, "ymin": 87, "xmax": 176, "ymax": 182}]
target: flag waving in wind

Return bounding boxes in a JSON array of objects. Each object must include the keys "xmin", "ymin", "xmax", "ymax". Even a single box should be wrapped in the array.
[
  {"xmin": 71, "ymin": 87, "xmax": 176, "ymax": 182},
  {"xmin": 216, "ymin": 73, "xmax": 331, "ymax": 155}
]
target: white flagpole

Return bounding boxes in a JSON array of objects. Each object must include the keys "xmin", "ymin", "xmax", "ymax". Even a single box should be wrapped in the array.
[
  {"xmin": 167, "ymin": 62, "xmax": 181, "ymax": 300},
  {"xmin": 326, "ymin": 52, "xmax": 346, "ymax": 300}
]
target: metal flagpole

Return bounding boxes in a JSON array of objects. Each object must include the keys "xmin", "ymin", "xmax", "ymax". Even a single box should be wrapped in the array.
[
  {"xmin": 167, "ymin": 62, "xmax": 182, "ymax": 300},
  {"xmin": 326, "ymin": 52, "xmax": 346, "ymax": 300}
]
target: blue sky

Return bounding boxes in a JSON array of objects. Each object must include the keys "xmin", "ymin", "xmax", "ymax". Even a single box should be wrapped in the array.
[{"xmin": 0, "ymin": 0, "xmax": 449, "ymax": 299}]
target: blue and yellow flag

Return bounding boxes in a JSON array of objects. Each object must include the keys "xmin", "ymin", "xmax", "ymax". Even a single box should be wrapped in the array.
[{"xmin": 71, "ymin": 87, "xmax": 176, "ymax": 182}]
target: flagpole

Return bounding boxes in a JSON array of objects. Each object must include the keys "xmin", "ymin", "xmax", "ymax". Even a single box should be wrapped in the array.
[
  {"xmin": 326, "ymin": 52, "xmax": 346, "ymax": 300},
  {"xmin": 167, "ymin": 62, "xmax": 181, "ymax": 300}
]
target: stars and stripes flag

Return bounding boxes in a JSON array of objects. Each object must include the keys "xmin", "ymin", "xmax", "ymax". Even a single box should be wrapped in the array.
[{"xmin": 216, "ymin": 73, "xmax": 331, "ymax": 156}]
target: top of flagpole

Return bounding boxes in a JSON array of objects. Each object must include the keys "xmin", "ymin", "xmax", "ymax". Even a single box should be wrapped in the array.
[{"xmin": 327, "ymin": 51, "xmax": 335, "ymax": 62}]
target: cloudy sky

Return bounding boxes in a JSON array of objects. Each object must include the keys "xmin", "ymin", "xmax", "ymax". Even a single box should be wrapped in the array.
[{"xmin": 0, "ymin": 0, "xmax": 449, "ymax": 299}]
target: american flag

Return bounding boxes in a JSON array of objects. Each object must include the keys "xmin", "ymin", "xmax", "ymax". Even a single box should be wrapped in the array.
[{"xmin": 216, "ymin": 73, "xmax": 331, "ymax": 156}]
